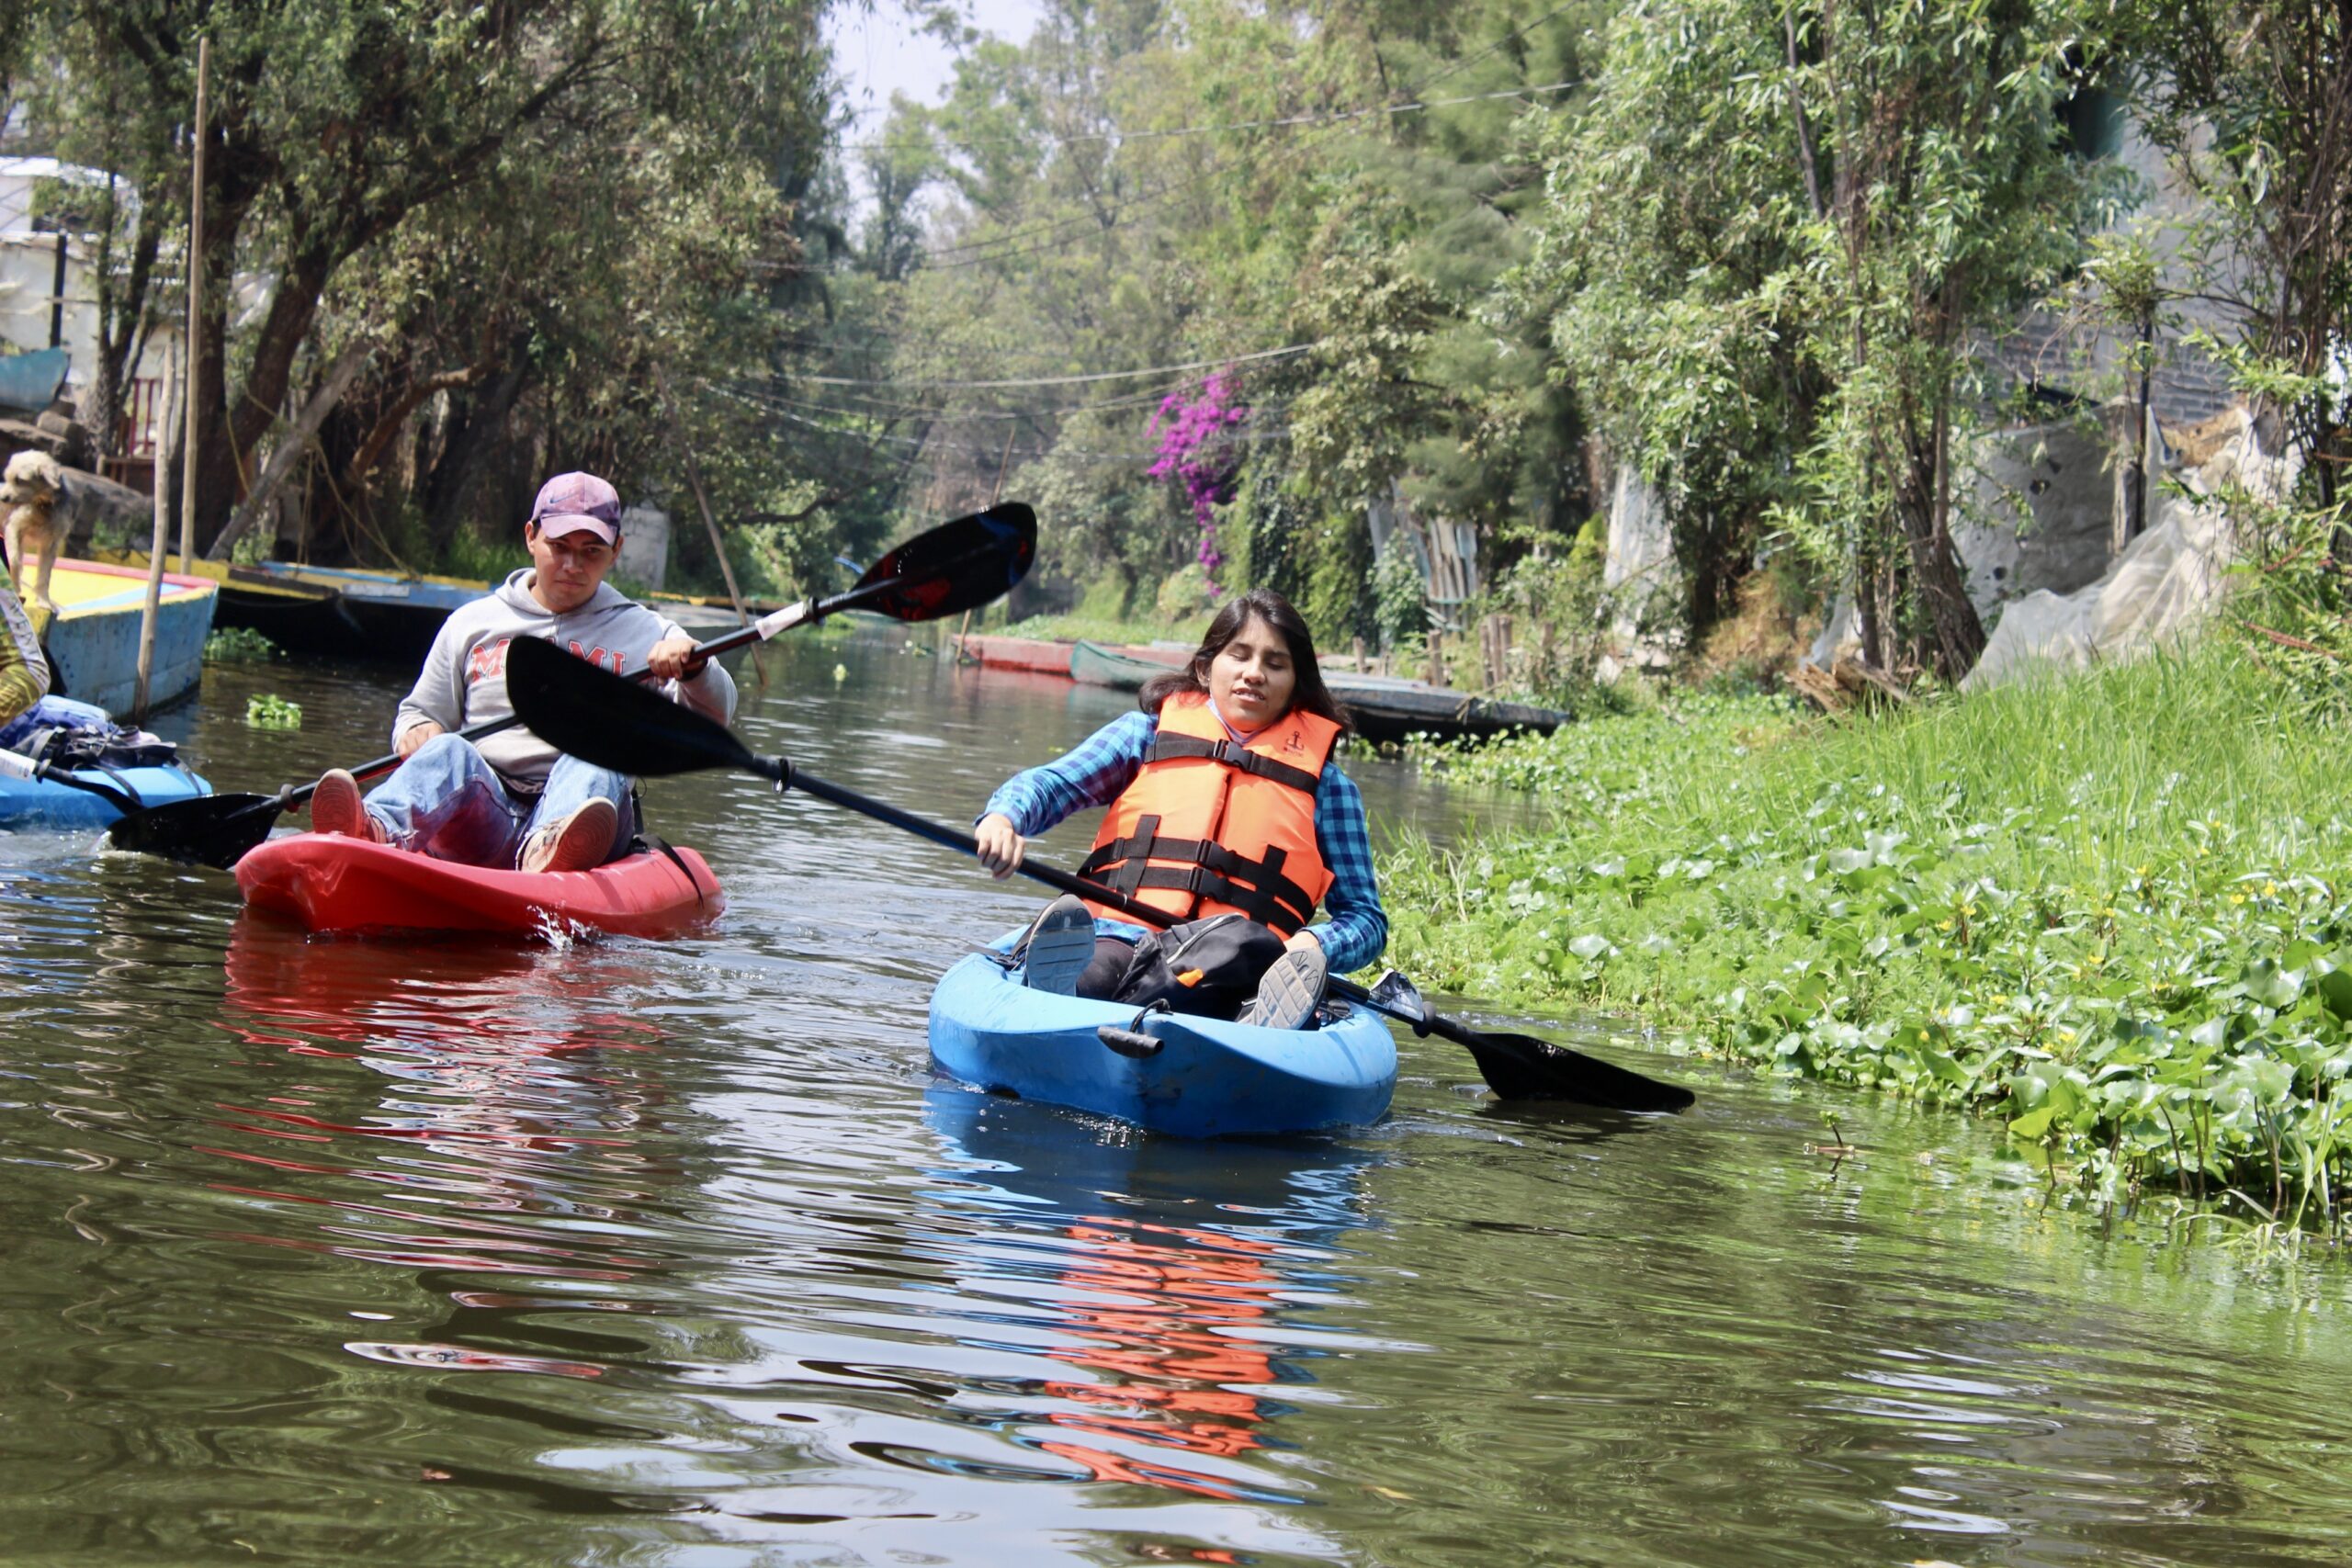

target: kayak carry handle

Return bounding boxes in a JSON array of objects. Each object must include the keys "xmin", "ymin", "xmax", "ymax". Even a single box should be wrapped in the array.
[
  {"xmin": 1097, "ymin": 1024, "xmax": 1163, "ymax": 1059},
  {"xmin": 1097, "ymin": 999, "xmax": 1170, "ymax": 1059}
]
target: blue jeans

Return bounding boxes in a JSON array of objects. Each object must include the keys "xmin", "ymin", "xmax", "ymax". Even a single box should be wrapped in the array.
[{"xmin": 362, "ymin": 733, "xmax": 634, "ymax": 869}]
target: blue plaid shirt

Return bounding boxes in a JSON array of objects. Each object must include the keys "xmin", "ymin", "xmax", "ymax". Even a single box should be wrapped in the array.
[{"xmin": 981, "ymin": 708, "xmax": 1388, "ymax": 974}]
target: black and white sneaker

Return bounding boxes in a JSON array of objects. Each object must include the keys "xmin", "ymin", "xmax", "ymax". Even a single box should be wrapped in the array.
[
  {"xmin": 1020, "ymin": 895, "xmax": 1094, "ymax": 996},
  {"xmin": 1238, "ymin": 946, "xmax": 1327, "ymax": 1031}
]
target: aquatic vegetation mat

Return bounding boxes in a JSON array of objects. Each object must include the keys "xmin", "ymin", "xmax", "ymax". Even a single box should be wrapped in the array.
[{"xmin": 1392, "ymin": 649, "xmax": 2352, "ymax": 1235}]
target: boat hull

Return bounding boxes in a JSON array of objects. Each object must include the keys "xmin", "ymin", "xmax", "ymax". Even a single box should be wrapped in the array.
[
  {"xmin": 927, "ymin": 947, "xmax": 1396, "ymax": 1137},
  {"xmin": 37, "ymin": 558, "xmax": 218, "ymax": 713},
  {"xmin": 237, "ymin": 833, "xmax": 725, "ymax": 939}
]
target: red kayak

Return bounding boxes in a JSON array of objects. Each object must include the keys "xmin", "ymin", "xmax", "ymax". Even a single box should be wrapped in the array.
[{"xmin": 236, "ymin": 832, "xmax": 725, "ymax": 939}]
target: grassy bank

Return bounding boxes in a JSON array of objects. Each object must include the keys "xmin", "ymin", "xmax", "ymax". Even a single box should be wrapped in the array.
[{"xmin": 1387, "ymin": 644, "xmax": 2352, "ymax": 1234}]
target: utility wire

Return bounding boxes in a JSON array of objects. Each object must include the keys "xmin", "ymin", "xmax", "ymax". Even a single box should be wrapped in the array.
[
  {"xmin": 794, "ymin": 341, "xmax": 1314, "ymax": 390},
  {"xmin": 839, "ymin": 80, "xmax": 1580, "ymax": 155}
]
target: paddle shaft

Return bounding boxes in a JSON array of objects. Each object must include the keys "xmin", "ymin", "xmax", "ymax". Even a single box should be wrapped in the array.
[{"xmin": 768, "ymin": 761, "xmax": 1459, "ymax": 1040}]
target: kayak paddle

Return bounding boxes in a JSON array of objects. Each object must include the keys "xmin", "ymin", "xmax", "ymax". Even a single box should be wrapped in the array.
[
  {"xmin": 502, "ymin": 634, "xmax": 1694, "ymax": 1112},
  {"xmin": 105, "ymin": 502, "xmax": 1037, "ymax": 869}
]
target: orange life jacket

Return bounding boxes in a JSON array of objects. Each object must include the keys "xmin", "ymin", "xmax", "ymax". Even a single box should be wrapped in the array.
[{"xmin": 1080, "ymin": 690, "xmax": 1338, "ymax": 935}]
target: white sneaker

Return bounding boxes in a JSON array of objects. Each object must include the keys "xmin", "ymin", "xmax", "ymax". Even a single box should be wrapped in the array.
[
  {"xmin": 1020, "ymin": 895, "xmax": 1094, "ymax": 996},
  {"xmin": 1238, "ymin": 946, "xmax": 1327, "ymax": 1031},
  {"xmin": 520, "ymin": 798, "xmax": 618, "ymax": 874}
]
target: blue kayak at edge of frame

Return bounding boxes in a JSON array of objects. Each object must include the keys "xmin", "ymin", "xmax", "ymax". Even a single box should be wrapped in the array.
[
  {"xmin": 0, "ymin": 764, "xmax": 213, "ymax": 829},
  {"xmin": 926, "ymin": 942, "xmax": 1398, "ymax": 1138}
]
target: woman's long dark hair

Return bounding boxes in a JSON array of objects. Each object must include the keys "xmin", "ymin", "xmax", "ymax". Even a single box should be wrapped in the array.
[{"xmin": 1137, "ymin": 588, "xmax": 1351, "ymax": 737}]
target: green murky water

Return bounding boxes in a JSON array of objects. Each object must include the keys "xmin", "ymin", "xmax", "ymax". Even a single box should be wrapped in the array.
[{"xmin": 1, "ymin": 633, "xmax": 2346, "ymax": 1565}]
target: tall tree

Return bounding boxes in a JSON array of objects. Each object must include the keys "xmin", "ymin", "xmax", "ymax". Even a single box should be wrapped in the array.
[
  {"xmin": 40, "ymin": 0, "xmax": 827, "ymax": 553},
  {"xmin": 1524, "ymin": 0, "xmax": 2120, "ymax": 679}
]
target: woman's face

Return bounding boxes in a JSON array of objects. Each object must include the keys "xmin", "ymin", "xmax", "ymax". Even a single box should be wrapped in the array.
[{"xmin": 1205, "ymin": 614, "xmax": 1298, "ymax": 733}]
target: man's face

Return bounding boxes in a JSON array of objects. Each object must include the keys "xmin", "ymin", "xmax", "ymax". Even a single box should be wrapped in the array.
[{"xmin": 526, "ymin": 523, "xmax": 617, "ymax": 613}]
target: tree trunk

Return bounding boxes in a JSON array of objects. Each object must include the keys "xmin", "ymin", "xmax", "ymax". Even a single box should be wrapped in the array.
[
  {"xmin": 424, "ymin": 356, "xmax": 532, "ymax": 548},
  {"xmin": 1894, "ymin": 407, "xmax": 1984, "ymax": 680},
  {"xmin": 207, "ymin": 344, "xmax": 370, "ymax": 561}
]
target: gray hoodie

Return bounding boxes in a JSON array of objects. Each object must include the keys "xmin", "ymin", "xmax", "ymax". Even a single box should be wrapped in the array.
[{"xmin": 394, "ymin": 570, "xmax": 737, "ymax": 788}]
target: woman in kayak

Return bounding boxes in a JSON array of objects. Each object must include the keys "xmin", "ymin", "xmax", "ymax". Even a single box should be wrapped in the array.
[{"xmin": 974, "ymin": 587, "xmax": 1385, "ymax": 1031}]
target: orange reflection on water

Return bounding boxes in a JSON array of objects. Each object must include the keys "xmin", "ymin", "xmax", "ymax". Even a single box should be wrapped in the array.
[{"xmin": 1035, "ymin": 1215, "xmax": 1295, "ymax": 1501}]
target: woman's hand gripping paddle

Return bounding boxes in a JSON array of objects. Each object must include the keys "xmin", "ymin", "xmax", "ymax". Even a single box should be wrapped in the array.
[
  {"xmin": 104, "ymin": 503, "xmax": 1037, "ymax": 869},
  {"xmin": 501, "ymin": 635, "xmax": 1694, "ymax": 1113}
]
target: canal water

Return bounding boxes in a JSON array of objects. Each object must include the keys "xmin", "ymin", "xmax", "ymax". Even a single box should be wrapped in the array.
[{"xmin": 2, "ymin": 632, "xmax": 2347, "ymax": 1566}]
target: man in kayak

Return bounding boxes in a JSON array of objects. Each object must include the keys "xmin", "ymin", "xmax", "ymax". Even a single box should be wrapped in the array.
[
  {"xmin": 310, "ymin": 471, "xmax": 736, "ymax": 872},
  {"xmin": 972, "ymin": 587, "xmax": 1386, "ymax": 1031}
]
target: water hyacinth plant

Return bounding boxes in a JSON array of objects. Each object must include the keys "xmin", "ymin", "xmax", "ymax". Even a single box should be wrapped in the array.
[
  {"xmin": 1147, "ymin": 372, "xmax": 1250, "ymax": 593},
  {"xmin": 1388, "ymin": 647, "xmax": 2352, "ymax": 1238}
]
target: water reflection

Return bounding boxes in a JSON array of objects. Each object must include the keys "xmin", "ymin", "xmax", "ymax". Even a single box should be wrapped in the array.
[
  {"xmin": 921, "ymin": 1089, "xmax": 1401, "ymax": 1512},
  {"xmin": 212, "ymin": 919, "xmax": 684, "ymax": 1311}
]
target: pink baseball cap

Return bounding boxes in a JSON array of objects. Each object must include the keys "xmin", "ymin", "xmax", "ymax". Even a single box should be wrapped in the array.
[{"xmin": 528, "ymin": 471, "xmax": 622, "ymax": 545}]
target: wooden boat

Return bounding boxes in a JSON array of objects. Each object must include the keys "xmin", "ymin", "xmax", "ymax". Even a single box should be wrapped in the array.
[
  {"xmin": 91, "ymin": 548, "xmax": 459, "ymax": 662},
  {"xmin": 1069, "ymin": 638, "xmax": 1568, "ymax": 742},
  {"xmin": 1069, "ymin": 638, "xmax": 1184, "ymax": 689},
  {"xmin": 956, "ymin": 634, "xmax": 1074, "ymax": 675},
  {"xmin": 1322, "ymin": 673, "xmax": 1570, "ymax": 744},
  {"xmin": 239, "ymin": 561, "xmax": 487, "ymax": 662},
  {"xmin": 32, "ymin": 557, "xmax": 218, "ymax": 713}
]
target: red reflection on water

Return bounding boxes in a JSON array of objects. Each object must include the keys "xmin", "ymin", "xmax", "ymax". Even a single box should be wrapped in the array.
[
  {"xmin": 199, "ymin": 915, "xmax": 677, "ymax": 1281},
  {"xmin": 219, "ymin": 914, "xmax": 663, "ymax": 1059},
  {"xmin": 1033, "ymin": 1216, "xmax": 1293, "ymax": 1501}
]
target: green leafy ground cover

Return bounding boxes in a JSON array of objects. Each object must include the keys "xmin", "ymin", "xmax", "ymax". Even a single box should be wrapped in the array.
[{"xmin": 1389, "ymin": 646, "xmax": 2352, "ymax": 1233}]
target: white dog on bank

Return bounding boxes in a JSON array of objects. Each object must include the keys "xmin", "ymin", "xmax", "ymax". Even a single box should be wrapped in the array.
[{"xmin": 1, "ymin": 449, "xmax": 71, "ymax": 615}]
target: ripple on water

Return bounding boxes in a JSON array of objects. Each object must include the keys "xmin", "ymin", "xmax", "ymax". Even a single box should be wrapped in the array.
[{"xmin": 4, "ymin": 647, "xmax": 2352, "ymax": 1567}]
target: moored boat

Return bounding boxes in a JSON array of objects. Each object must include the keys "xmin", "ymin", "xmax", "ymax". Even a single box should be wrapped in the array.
[
  {"xmin": 34, "ymin": 557, "xmax": 218, "ymax": 713},
  {"xmin": 927, "ymin": 943, "xmax": 1397, "ymax": 1137},
  {"xmin": 236, "ymin": 832, "xmax": 725, "ymax": 939},
  {"xmin": 956, "ymin": 634, "xmax": 1074, "ymax": 675},
  {"xmin": 1068, "ymin": 638, "xmax": 1183, "ymax": 690},
  {"xmin": 1026, "ymin": 637, "xmax": 1572, "ymax": 741}
]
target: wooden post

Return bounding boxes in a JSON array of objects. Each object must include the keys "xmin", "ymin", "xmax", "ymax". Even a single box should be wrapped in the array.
[
  {"xmin": 1351, "ymin": 635, "xmax": 1366, "ymax": 674},
  {"xmin": 956, "ymin": 430, "xmax": 1018, "ymax": 665},
  {"xmin": 1425, "ymin": 629, "xmax": 1445, "ymax": 689},
  {"xmin": 178, "ymin": 35, "xmax": 208, "ymax": 575},
  {"xmin": 134, "ymin": 337, "xmax": 179, "ymax": 721},
  {"xmin": 655, "ymin": 368, "xmax": 749, "ymax": 628}
]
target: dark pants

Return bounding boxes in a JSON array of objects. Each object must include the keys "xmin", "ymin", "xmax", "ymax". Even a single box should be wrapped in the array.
[{"xmin": 1070, "ymin": 916, "xmax": 1287, "ymax": 1020}]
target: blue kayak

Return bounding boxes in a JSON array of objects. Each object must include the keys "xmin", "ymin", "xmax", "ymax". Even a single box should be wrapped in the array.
[
  {"xmin": 927, "ymin": 944, "xmax": 1398, "ymax": 1137},
  {"xmin": 0, "ymin": 762, "xmax": 212, "ymax": 830}
]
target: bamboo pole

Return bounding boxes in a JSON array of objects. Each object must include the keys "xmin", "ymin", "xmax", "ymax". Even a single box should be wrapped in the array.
[
  {"xmin": 178, "ymin": 36, "xmax": 208, "ymax": 575},
  {"xmin": 653, "ymin": 367, "xmax": 761, "ymax": 687},
  {"xmin": 954, "ymin": 428, "xmax": 1019, "ymax": 665},
  {"xmin": 133, "ymin": 338, "xmax": 180, "ymax": 722}
]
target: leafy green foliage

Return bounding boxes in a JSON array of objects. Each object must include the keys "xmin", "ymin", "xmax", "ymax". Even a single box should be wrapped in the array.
[
  {"xmin": 203, "ymin": 626, "xmax": 278, "ymax": 662},
  {"xmin": 244, "ymin": 694, "xmax": 301, "ymax": 729},
  {"xmin": 1393, "ymin": 645, "xmax": 2352, "ymax": 1232}
]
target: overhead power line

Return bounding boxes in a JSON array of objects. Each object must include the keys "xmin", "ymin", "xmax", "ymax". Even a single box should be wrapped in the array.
[
  {"xmin": 838, "ymin": 80, "xmax": 1581, "ymax": 154},
  {"xmin": 795, "ymin": 342, "xmax": 1315, "ymax": 390}
]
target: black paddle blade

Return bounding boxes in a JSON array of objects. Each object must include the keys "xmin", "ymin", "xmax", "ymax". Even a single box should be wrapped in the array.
[
  {"xmin": 1449, "ymin": 1023, "xmax": 1696, "ymax": 1112},
  {"xmin": 104, "ymin": 791, "xmax": 286, "ymax": 869},
  {"xmin": 852, "ymin": 503, "xmax": 1035, "ymax": 621},
  {"xmin": 504, "ymin": 635, "xmax": 769, "ymax": 779}
]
